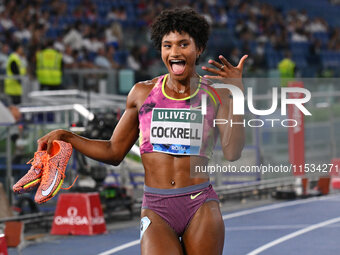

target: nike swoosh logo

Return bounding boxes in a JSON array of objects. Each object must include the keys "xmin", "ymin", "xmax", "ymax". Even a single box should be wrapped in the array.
[
  {"xmin": 42, "ymin": 169, "xmax": 58, "ymax": 196},
  {"xmin": 190, "ymin": 191, "xmax": 203, "ymax": 200}
]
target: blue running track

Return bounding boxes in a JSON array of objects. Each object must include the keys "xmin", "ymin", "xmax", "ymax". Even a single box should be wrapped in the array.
[{"xmin": 8, "ymin": 194, "xmax": 340, "ymax": 255}]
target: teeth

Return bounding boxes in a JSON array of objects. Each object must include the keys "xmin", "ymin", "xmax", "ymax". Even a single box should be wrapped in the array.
[{"xmin": 170, "ymin": 60, "xmax": 185, "ymax": 63}]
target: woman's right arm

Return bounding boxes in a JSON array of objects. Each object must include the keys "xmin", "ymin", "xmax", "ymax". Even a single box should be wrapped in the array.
[{"xmin": 37, "ymin": 85, "xmax": 140, "ymax": 166}]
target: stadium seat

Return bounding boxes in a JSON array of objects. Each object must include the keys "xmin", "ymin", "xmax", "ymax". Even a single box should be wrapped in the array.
[
  {"xmin": 114, "ymin": 50, "xmax": 128, "ymax": 66},
  {"xmin": 313, "ymin": 32, "xmax": 329, "ymax": 45},
  {"xmin": 292, "ymin": 53, "xmax": 307, "ymax": 69},
  {"xmin": 290, "ymin": 42, "xmax": 310, "ymax": 56}
]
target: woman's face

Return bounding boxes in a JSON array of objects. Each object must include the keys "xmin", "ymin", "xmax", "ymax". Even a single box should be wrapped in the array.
[{"xmin": 161, "ymin": 31, "xmax": 202, "ymax": 80}]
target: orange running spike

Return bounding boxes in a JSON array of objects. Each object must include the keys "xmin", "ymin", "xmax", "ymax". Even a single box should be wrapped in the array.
[
  {"xmin": 35, "ymin": 140, "xmax": 73, "ymax": 204},
  {"xmin": 13, "ymin": 151, "xmax": 48, "ymax": 194}
]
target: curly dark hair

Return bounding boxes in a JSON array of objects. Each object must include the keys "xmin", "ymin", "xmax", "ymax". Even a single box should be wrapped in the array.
[{"xmin": 150, "ymin": 8, "xmax": 210, "ymax": 52}]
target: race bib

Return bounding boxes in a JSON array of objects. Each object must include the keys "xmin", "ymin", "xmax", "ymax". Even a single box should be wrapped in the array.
[{"xmin": 150, "ymin": 108, "xmax": 203, "ymax": 155}]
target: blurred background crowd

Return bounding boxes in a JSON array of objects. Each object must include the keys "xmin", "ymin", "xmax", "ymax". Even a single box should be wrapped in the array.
[
  {"xmin": 1, "ymin": 0, "xmax": 340, "ymax": 233},
  {"xmin": 0, "ymin": 0, "xmax": 339, "ymax": 94}
]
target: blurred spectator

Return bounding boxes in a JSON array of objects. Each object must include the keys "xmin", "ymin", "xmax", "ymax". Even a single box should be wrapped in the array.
[
  {"xmin": 306, "ymin": 17, "xmax": 328, "ymax": 33},
  {"xmin": 4, "ymin": 42, "xmax": 26, "ymax": 105},
  {"xmin": 106, "ymin": 45, "xmax": 119, "ymax": 68},
  {"xmin": 127, "ymin": 46, "xmax": 142, "ymax": 71},
  {"xmin": 273, "ymin": 31, "xmax": 289, "ymax": 51},
  {"xmin": 117, "ymin": 6, "xmax": 127, "ymax": 21},
  {"xmin": 63, "ymin": 45, "xmax": 78, "ymax": 69},
  {"xmin": 229, "ymin": 47, "xmax": 241, "ymax": 66},
  {"xmin": 63, "ymin": 22, "xmax": 83, "ymax": 50},
  {"xmin": 73, "ymin": 6, "xmax": 83, "ymax": 19},
  {"xmin": 105, "ymin": 22, "xmax": 123, "ymax": 49},
  {"xmin": 139, "ymin": 45, "xmax": 152, "ymax": 67},
  {"xmin": 85, "ymin": 4, "xmax": 98, "ymax": 22},
  {"xmin": 247, "ymin": 13, "xmax": 258, "ymax": 34},
  {"xmin": 215, "ymin": 8, "xmax": 228, "ymax": 27},
  {"xmin": 38, "ymin": 11, "xmax": 50, "ymax": 27},
  {"xmin": 76, "ymin": 49, "xmax": 96, "ymax": 69},
  {"xmin": 13, "ymin": 22, "xmax": 32, "ymax": 44},
  {"xmin": 107, "ymin": 7, "xmax": 119, "ymax": 21},
  {"xmin": 0, "ymin": 95, "xmax": 22, "ymax": 146},
  {"xmin": 308, "ymin": 40, "xmax": 322, "ymax": 76},
  {"xmin": 202, "ymin": 4, "xmax": 213, "ymax": 26},
  {"xmin": 0, "ymin": 10, "xmax": 14, "ymax": 31},
  {"xmin": 137, "ymin": 0, "xmax": 147, "ymax": 13},
  {"xmin": 0, "ymin": 96, "xmax": 21, "ymax": 123},
  {"xmin": 26, "ymin": 25, "xmax": 44, "ymax": 78},
  {"xmin": 206, "ymin": 0, "xmax": 217, "ymax": 7},
  {"xmin": 54, "ymin": 36, "xmax": 66, "ymax": 53},
  {"xmin": 241, "ymin": 43, "xmax": 255, "ymax": 72},
  {"xmin": 235, "ymin": 19, "xmax": 247, "ymax": 37},
  {"xmin": 254, "ymin": 42, "xmax": 267, "ymax": 69},
  {"xmin": 94, "ymin": 46, "xmax": 118, "ymax": 69},
  {"xmin": 329, "ymin": 28, "xmax": 340, "ymax": 51},
  {"xmin": 62, "ymin": 45, "xmax": 78, "ymax": 89},
  {"xmin": 83, "ymin": 34, "xmax": 104, "ymax": 53},
  {"xmin": 0, "ymin": 43, "xmax": 10, "ymax": 74},
  {"xmin": 278, "ymin": 51, "xmax": 296, "ymax": 87},
  {"xmin": 36, "ymin": 40, "xmax": 63, "ymax": 90},
  {"xmin": 297, "ymin": 10, "xmax": 308, "ymax": 23},
  {"xmin": 291, "ymin": 28, "xmax": 309, "ymax": 42},
  {"xmin": 0, "ymin": 0, "xmax": 338, "ymax": 78},
  {"xmin": 107, "ymin": 6, "xmax": 127, "ymax": 21}
]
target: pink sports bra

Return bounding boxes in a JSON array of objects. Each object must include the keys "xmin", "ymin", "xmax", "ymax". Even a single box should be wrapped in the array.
[{"xmin": 138, "ymin": 74, "xmax": 219, "ymax": 159}]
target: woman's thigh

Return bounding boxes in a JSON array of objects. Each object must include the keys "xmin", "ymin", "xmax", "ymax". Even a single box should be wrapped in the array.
[
  {"xmin": 182, "ymin": 201, "xmax": 225, "ymax": 255},
  {"xmin": 141, "ymin": 208, "xmax": 184, "ymax": 255}
]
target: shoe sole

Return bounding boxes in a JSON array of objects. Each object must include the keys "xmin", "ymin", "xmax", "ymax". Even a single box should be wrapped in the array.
[
  {"xmin": 23, "ymin": 178, "xmax": 41, "ymax": 189},
  {"xmin": 13, "ymin": 178, "xmax": 41, "ymax": 193}
]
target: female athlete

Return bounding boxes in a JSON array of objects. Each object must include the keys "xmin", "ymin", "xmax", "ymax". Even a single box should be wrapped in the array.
[{"xmin": 38, "ymin": 8, "xmax": 247, "ymax": 255}]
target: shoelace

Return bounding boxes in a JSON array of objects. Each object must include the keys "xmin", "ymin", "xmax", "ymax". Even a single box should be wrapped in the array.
[
  {"xmin": 26, "ymin": 151, "xmax": 46, "ymax": 170},
  {"xmin": 40, "ymin": 154, "xmax": 51, "ymax": 186},
  {"xmin": 40, "ymin": 154, "xmax": 78, "ymax": 191}
]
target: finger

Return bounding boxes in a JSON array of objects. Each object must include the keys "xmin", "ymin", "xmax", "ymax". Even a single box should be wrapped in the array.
[
  {"xmin": 37, "ymin": 143, "xmax": 43, "ymax": 151},
  {"xmin": 237, "ymin": 55, "xmax": 248, "ymax": 69},
  {"xmin": 47, "ymin": 141, "xmax": 53, "ymax": 155},
  {"xmin": 202, "ymin": 66, "xmax": 222, "ymax": 75},
  {"xmin": 208, "ymin": 59, "xmax": 224, "ymax": 70},
  {"xmin": 203, "ymin": 75, "xmax": 224, "ymax": 80},
  {"xmin": 37, "ymin": 139, "xmax": 45, "ymax": 151},
  {"xmin": 218, "ymin": 55, "xmax": 234, "ymax": 69}
]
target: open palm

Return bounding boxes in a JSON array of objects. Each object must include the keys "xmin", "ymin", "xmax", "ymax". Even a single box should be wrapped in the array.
[{"xmin": 202, "ymin": 54, "xmax": 248, "ymax": 80}]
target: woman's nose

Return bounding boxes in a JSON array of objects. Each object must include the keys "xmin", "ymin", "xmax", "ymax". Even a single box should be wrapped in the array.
[{"xmin": 170, "ymin": 45, "xmax": 181, "ymax": 57}]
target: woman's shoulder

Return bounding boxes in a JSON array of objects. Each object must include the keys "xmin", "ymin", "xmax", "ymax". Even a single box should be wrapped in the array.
[
  {"xmin": 127, "ymin": 75, "xmax": 164, "ymax": 107},
  {"xmin": 134, "ymin": 75, "xmax": 163, "ymax": 90}
]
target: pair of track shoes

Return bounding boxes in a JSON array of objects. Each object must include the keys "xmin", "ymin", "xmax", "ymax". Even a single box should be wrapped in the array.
[{"xmin": 13, "ymin": 140, "xmax": 73, "ymax": 204}]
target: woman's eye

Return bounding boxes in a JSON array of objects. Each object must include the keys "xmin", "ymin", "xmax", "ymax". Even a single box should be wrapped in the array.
[
  {"xmin": 181, "ymin": 43, "xmax": 188, "ymax": 47},
  {"xmin": 163, "ymin": 45, "xmax": 171, "ymax": 48}
]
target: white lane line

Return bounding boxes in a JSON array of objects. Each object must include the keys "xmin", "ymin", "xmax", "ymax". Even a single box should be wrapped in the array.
[
  {"xmin": 227, "ymin": 224, "xmax": 340, "ymax": 231},
  {"xmin": 247, "ymin": 216, "xmax": 340, "ymax": 255},
  {"xmin": 97, "ymin": 240, "xmax": 140, "ymax": 255},
  {"xmin": 99, "ymin": 194, "xmax": 340, "ymax": 254},
  {"xmin": 222, "ymin": 195, "xmax": 336, "ymax": 221}
]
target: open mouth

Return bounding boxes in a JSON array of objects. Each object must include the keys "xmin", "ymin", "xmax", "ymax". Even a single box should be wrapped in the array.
[{"xmin": 169, "ymin": 59, "xmax": 186, "ymax": 75}]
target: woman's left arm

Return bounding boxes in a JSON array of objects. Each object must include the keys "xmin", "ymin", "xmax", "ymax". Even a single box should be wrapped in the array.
[{"xmin": 202, "ymin": 55, "xmax": 248, "ymax": 161}]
